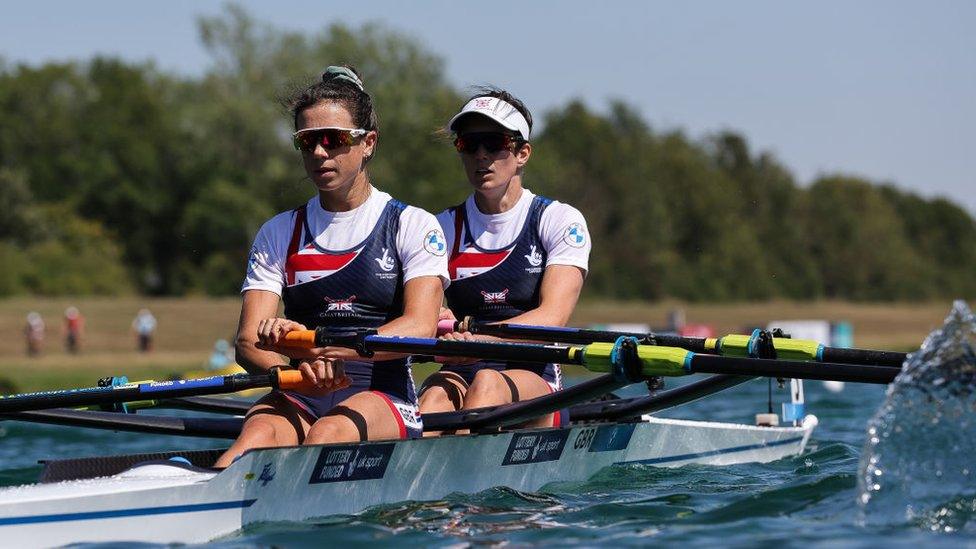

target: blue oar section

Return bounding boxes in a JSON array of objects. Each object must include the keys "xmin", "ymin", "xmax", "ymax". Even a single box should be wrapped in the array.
[
  {"xmin": 138, "ymin": 377, "xmax": 226, "ymax": 394},
  {"xmin": 0, "ymin": 374, "xmax": 278, "ymax": 414}
]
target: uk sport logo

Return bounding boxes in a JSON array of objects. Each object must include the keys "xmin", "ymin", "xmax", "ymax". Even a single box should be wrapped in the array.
[
  {"xmin": 424, "ymin": 230, "xmax": 447, "ymax": 256},
  {"xmin": 563, "ymin": 223, "xmax": 587, "ymax": 248},
  {"xmin": 481, "ymin": 289, "xmax": 510, "ymax": 304}
]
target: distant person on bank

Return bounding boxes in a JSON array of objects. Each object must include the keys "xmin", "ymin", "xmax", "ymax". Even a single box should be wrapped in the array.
[
  {"xmin": 24, "ymin": 312, "xmax": 45, "ymax": 356},
  {"xmin": 63, "ymin": 307, "xmax": 84, "ymax": 354},
  {"xmin": 132, "ymin": 308, "xmax": 157, "ymax": 352}
]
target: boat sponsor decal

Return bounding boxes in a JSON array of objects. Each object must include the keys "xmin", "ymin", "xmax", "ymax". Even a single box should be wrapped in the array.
[
  {"xmin": 139, "ymin": 376, "xmax": 224, "ymax": 394},
  {"xmin": 309, "ymin": 443, "xmax": 396, "ymax": 484},
  {"xmin": 588, "ymin": 424, "xmax": 636, "ymax": 452},
  {"xmin": 258, "ymin": 462, "xmax": 276, "ymax": 486},
  {"xmin": 502, "ymin": 429, "xmax": 570, "ymax": 466}
]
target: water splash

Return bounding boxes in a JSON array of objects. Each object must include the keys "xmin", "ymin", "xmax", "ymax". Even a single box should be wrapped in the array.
[{"xmin": 858, "ymin": 300, "xmax": 976, "ymax": 532}]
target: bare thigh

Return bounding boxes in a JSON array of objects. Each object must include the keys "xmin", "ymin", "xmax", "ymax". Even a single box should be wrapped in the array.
[
  {"xmin": 214, "ymin": 392, "xmax": 312, "ymax": 468},
  {"xmin": 304, "ymin": 391, "xmax": 406, "ymax": 445}
]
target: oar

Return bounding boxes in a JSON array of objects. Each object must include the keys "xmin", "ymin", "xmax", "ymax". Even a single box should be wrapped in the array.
[
  {"xmin": 281, "ymin": 329, "xmax": 900, "ymax": 384},
  {"xmin": 0, "ymin": 370, "xmax": 310, "ymax": 414},
  {"xmin": 1, "ymin": 409, "xmax": 242, "ymax": 439},
  {"xmin": 443, "ymin": 318, "xmax": 907, "ymax": 367}
]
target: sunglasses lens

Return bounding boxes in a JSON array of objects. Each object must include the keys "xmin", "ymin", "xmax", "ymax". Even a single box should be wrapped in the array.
[
  {"xmin": 294, "ymin": 129, "xmax": 359, "ymax": 152},
  {"xmin": 454, "ymin": 133, "xmax": 518, "ymax": 154}
]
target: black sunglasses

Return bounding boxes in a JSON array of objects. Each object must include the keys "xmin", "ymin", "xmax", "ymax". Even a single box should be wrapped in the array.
[
  {"xmin": 453, "ymin": 132, "xmax": 525, "ymax": 154},
  {"xmin": 293, "ymin": 127, "xmax": 367, "ymax": 152}
]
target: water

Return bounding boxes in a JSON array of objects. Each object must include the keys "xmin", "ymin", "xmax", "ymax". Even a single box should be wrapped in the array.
[
  {"xmin": 859, "ymin": 300, "xmax": 976, "ymax": 534},
  {"xmin": 3, "ymin": 313, "xmax": 976, "ymax": 547}
]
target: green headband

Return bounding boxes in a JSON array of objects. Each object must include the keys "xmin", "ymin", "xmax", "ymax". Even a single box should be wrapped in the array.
[{"xmin": 322, "ymin": 66, "xmax": 365, "ymax": 91}]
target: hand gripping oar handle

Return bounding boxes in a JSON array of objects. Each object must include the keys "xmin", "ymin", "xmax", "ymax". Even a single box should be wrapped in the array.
[
  {"xmin": 452, "ymin": 318, "xmax": 906, "ymax": 367},
  {"xmin": 0, "ymin": 370, "xmax": 312, "ymax": 414}
]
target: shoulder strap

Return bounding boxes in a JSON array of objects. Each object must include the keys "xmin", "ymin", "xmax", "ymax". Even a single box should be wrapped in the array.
[
  {"xmin": 449, "ymin": 202, "xmax": 466, "ymax": 260},
  {"xmin": 286, "ymin": 205, "xmax": 307, "ymax": 257}
]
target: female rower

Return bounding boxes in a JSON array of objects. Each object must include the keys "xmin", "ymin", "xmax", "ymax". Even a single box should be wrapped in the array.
[
  {"xmin": 215, "ymin": 66, "xmax": 447, "ymax": 467},
  {"xmin": 418, "ymin": 87, "xmax": 592, "ymax": 431}
]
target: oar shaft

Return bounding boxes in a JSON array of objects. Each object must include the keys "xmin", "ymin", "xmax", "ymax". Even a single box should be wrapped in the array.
[
  {"xmin": 688, "ymin": 354, "xmax": 898, "ymax": 384},
  {"xmin": 286, "ymin": 329, "xmax": 900, "ymax": 384},
  {"xmin": 456, "ymin": 319, "xmax": 905, "ymax": 367},
  {"xmin": 0, "ymin": 371, "xmax": 307, "ymax": 414}
]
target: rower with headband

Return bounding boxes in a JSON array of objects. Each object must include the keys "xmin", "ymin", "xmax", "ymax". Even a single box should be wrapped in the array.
[
  {"xmin": 214, "ymin": 66, "xmax": 448, "ymax": 467},
  {"xmin": 417, "ymin": 86, "xmax": 593, "ymax": 434}
]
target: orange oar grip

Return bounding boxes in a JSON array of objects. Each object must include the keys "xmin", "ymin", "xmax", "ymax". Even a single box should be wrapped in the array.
[
  {"xmin": 280, "ymin": 330, "xmax": 317, "ymax": 348},
  {"xmin": 275, "ymin": 369, "xmax": 315, "ymax": 391}
]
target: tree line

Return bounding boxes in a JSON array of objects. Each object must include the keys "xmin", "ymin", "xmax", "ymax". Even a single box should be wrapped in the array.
[{"xmin": 1, "ymin": 5, "xmax": 973, "ymax": 301}]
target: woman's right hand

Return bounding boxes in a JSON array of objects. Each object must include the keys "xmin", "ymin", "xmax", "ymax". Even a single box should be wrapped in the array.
[
  {"xmin": 254, "ymin": 318, "xmax": 329, "ymax": 359},
  {"xmin": 292, "ymin": 357, "xmax": 352, "ymax": 397}
]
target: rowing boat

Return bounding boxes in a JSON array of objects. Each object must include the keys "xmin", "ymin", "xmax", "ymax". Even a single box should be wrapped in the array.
[
  {"xmin": 0, "ymin": 325, "xmax": 909, "ymax": 546},
  {"xmin": 0, "ymin": 413, "xmax": 817, "ymax": 546}
]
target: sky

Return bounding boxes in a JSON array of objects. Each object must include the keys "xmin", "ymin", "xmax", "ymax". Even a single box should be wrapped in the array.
[{"xmin": 2, "ymin": 1, "xmax": 974, "ymax": 213}]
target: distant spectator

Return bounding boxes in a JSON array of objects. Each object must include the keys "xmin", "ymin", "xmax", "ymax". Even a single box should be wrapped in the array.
[
  {"xmin": 24, "ymin": 312, "xmax": 45, "ymax": 356},
  {"xmin": 132, "ymin": 308, "xmax": 157, "ymax": 352},
  {"xmin": 207, "ymin": 339, "xmax": 235, "ymax": 370},
  {"xmin": 63, "ymin": 306, "xmax": 84, "ymax": 354}
]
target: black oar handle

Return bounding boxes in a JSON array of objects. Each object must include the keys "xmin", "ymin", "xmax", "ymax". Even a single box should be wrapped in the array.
[{"xmin": 819, "ymin": 347, "xmax": 906, "ymax": 367}]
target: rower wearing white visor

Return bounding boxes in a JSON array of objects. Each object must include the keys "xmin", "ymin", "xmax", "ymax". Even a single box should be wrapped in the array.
[{"xmin": 418, "ymin": 87, "xmax": 592, "ymax": 434}]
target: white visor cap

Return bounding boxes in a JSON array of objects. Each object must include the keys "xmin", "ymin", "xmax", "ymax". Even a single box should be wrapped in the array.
[{"xmin": 448, "ymin": 97, "xmax": 531, "ymax": 140}]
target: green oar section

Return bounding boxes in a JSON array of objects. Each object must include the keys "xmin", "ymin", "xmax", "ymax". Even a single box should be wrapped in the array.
[{"xmin": 449, "ymin": 319, "xmax": 907, "ymax": 367}]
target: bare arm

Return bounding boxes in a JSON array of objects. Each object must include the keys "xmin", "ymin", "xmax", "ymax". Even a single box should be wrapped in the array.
[
  {"xmin": 440, "ymin": 265, "xmax": 586, "ymax": 348},
  {"xmin": 501, "ymin": 264, "xmax": 585, "ymax": 327},
  {"xmin": 235, "ymin": 290, "xmax": 289, "ymax": 374}
]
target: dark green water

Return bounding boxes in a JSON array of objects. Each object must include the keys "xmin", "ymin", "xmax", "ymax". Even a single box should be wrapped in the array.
[{"xmin": 1, "ymin": 379, "xmax": 972, "ymax": 547}]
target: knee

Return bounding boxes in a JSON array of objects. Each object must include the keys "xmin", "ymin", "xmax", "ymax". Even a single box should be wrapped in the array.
[
  {"xmin": 305, "ymin": 418, "xmax": 357, "ymax": 445},
  {"xmin": 241, "ymin": 417, "xmax": 282, "ymax": 445},
  {"xmin": 465, "ymin": 370, "xmax": 508, "ymax": 406}
]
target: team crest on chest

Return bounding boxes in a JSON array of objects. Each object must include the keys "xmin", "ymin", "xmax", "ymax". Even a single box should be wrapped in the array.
[
  {"xmin": 481, "ymin": 289, "xmax": 510, "ymax": 304},
  {"xmin": 322, "ymin": 295, "xmax": 357, "ymax": 316}
]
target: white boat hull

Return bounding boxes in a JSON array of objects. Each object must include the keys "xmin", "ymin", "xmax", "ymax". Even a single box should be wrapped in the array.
[{"xmin": 0, "ymin": 415, "xmax": 817, "ymax": 546}]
